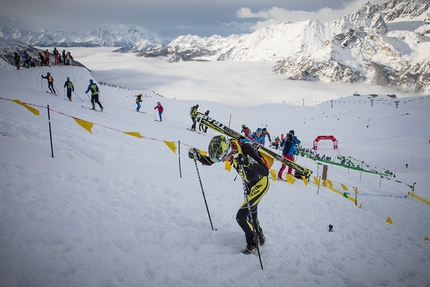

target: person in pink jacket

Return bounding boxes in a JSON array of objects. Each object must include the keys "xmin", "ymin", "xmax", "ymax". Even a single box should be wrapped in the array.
[{"xmin": 154, "ymin": 102, "xmax": 164, "ymax": 121}]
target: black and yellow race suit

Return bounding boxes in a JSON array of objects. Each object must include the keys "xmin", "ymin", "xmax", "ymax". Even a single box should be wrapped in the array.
[{"xmin": 195, "ymin": 141, "xmax": 270, "ymax": 245}]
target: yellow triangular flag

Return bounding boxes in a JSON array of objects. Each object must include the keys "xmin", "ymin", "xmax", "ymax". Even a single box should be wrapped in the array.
[
  {"xmin": 123, "ymin": 131, "xmax": 143, "ymax": 138},
  {"xmin": 327, "ymin": 180, "xmax": 333, "ymax": 188},
  {"xmin": 164, "ymin": 141, "xmax": 177, "ymax": 154},
  {"xmin": 314, "ymin": 176, "xmax": 321, "ymax": 186},
  {"xmin": 286, "ymin": 174, "xmax": 296, "ymax": 184},
  {"xmin": 353, "ymin": 187, "xmax": 359, "ymax": 194},
  {"xmin": 341, "ymin": 183, "xmax": 349, "ymax": 191},
  {"xmin": 225, "ymin": 161, "xmax": 232, "ymax": 172},
  {"xmin": 269, "ymin": 169, "xmax": 277, "ymax": 181},
  {"xmin": 425, "ymin": 237, "xmax": 430, "ymax": 241},
  {"xmin": 359, "ymin": 202, "xmax": 363, "ymax": 209},
  {"xmin": 302, "ymin": 176, "xmax": 309, "ymax": 186},
  {"xmin": 386, "ymin": 217, "xmax": 393, "ymax": 224},
  {"xmin": 73, "ymin": 117, "xmax": 94, "ymax": 134},
  {"xmin": 12, "ymin": 99, "xmax": 40, "ymax": 116},
  {"xmin": 323, "ymin": 180, "xmax": 328, "ymax": 187}
]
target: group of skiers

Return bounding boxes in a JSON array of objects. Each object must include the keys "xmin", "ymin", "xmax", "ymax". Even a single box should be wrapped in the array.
[
  {"xmin": 38, "ymin": 65, "xmax": 301, "ymax": 255},
  {"xmin": 14, "ymin": 51, "xmax": 36, "ymax": 69},
  {"xmin": 40, "ymin": 72, "xmax": 103, "ymax": 110}
]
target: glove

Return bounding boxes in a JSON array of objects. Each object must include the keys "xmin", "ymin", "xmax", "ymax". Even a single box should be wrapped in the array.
[
  {"xmin": 188, "ymin": 148, "xmax": 201, "ymax": 160},
  {"xmin": 235, "ymin": 154, "xmax": 251, "ymax": 167}
]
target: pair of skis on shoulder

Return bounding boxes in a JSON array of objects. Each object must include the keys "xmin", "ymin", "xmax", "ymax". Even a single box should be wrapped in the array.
[{"xmin": 195, "ymin": 112, "xmax": 313, "ymax": 178}]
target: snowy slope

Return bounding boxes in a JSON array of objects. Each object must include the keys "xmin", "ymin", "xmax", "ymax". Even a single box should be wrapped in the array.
[{"xmin": 0, "ymin": 60, "xmax": 430, "ymax": 286}]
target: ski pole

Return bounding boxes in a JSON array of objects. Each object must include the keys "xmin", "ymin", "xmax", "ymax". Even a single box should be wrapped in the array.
[
  {"xmin": 53, "ymin": 83, "xmax": 60, "ymax": 94},
  {"xmin": 239, "ymin": 164, "xmax": 264, "ymax": 270},
  {"xmin": 193, "ymin": 156, "xmax": 215, "ymax": 230},
  {"xmin": 85, "ymin": 92, "xmax": 91, "ymax": 100},
  {"xmin": 73, "ymin": 91, "xmax": 84, "ymax": 102}
]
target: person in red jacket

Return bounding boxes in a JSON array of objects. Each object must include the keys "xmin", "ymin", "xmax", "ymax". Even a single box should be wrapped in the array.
[{"xmin": 154, "ymin": 102, "xmax": 164, "ymax": 121}]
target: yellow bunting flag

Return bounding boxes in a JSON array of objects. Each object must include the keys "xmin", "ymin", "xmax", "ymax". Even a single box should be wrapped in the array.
[
  {"xmin": 302, "ymin": 176, "xmax": 309, "ymax": 186},
  {"xmin": 269, "ymin": 169, "xmax": 277, "ymax": 181},
  {"xmin": 341, "ymin": 184, "xmax": 349, "ymax": 191},
  {"xmin": 425, "ymin": 237, "xmax": 429, "ymax": 241},
  {"xmin": 123, "ymin": 132, "xmax": 143, "ymax": 138},
  {"xmin": 353, "ymin": 187, "xmax": 359, "ymax": 194},
  {"xmin": 164, "ymin": 141, "xmax": 177, "ymax": 154},
  {"xmin": 323, "ymin": 180, "xmax": 328, "ymax": 187},
  {"xmin": 327, "ymin": 180, "xmax": 333, "ymax": 188},
  {"xmin": 286, "ymin": 174, "xmax": 296, "ymax": 184},
  {"xmin": 386, "ymin": 217, "xmax": 393, "ymax": 224},
  {"xmin": 314, "ymin": 177, "xmax": 321, "ymax": 186},
  {"xmin": 73, "ymin": 117, "xmax": 94, "ymax": 134},
  {"xmin": 12, "ymin": 99, "xmax": 40, "ymax": 116},
  {"xmin": 225, "ymin": 161, "xmax": 232, "ymax": 172},
  {"xmin": 359, "ymin": 202, "xmax": 363, "ymax": 209}
]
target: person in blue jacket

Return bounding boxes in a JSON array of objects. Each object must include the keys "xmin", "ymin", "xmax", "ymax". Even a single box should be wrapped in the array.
[
  {"xmin": 85, "ymin": 79, "xmax": 104, "ymax": 111},
  {"xmin": 261, "ymin": 128, "xmax": 271, "ymax": 147},
  {"xmin": 252, "ymin": 128, "xmax": 264, "ymax": 143},
  {"xmin": 278, "ymin": 130, "xmax": 300, "ymax": 179}
]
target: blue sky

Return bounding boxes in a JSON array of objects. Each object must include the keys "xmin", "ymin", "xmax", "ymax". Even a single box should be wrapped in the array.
[{"xmin": 0, "ymin": 0, "xmax": 387, "ymax": 38}]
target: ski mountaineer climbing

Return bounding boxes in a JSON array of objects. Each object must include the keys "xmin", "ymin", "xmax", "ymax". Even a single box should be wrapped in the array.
[
  {"xmin": 63, "ymin": 77, "xmax": 74, "ymax": 101},
  {"xmin": 135, "ymin": 93, "xmax": 143, "ymax": 112},
  {"xmin": 190, "ymin": 104, "xmax": 199, "ymax": 131},
  {"xmin": 154, "ymin": 102, "xmax": 164, "ymax": 121},
  {"xmin": 41, "ymin": 72, "xmax": 55, "ymax": 94},
  {"xmin": 85, "ymin": 79, "xmax": 104, "ymax": 111},
  {"xmin": 188, "ymin": 135, "xmax": 270, "ymax": 255}
]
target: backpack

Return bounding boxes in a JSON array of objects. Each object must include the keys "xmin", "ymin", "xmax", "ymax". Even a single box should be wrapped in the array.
[
  {"xmin": 90, "ymin": 84, "xmax": 98, "ymax": 93},
  {"xmin": 282, "ymin": 138, "xmax": 294, "ymax": 155}
]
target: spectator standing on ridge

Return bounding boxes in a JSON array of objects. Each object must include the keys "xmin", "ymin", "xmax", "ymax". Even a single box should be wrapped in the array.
[
  {"xmin": 135, "ymin": 93, "xmax": 143, "ymax": 112},
  {"xmin": 14, "ymin": 52, "xmax": 20, "ymax": 70},
  {"xmin": 188, "ymin": 135, "xmax": 270, "ymax": 255},
  {"xmin": 53, "ymin": 48, "xmax": 59, "ymax": 65},
  {"xmin": 190, "ymin": 104, "xmax": 199, "ymax": 131},
  {"xmin": 278, "ymin": 130, "xmax": 301, "ymax": 179},
  {"xmin": 85, "ymin": 79, "xmax": 104, "ymax": 111},
  {"xmin": 41, "ymin": 72, "xmax": 55, "ymax": 94},
  {"xmin": 63, "ymin": 77, "xmax": 74, "ymax": 101},
  {"xmin": 154, "ymin": 102, "xmax": 164, "ymax": 121},
  {"xmin": 62, "ymin": 50, "xmax": 66, "ymax": 65},
  {"xmin": 39, "ymin": 52, "xmax": 45, "ymax": 66},
  {"xmin": 44, "ymin": 49, "xmax": 50, "ymax": 66}
]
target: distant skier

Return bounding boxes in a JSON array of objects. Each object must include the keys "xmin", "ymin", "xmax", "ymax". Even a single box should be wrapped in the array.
[
  {"xmin": 63, "ymin": 77, "xmax": 74, "ymax": 101},
  {"xmin": 53, "ymin": 47, "xmax": 59, "ymax": 65},
  {"xmin": 41, "ymin": 72, "xmax": 55, "ymax": 94},
  {"xmin": 154, "ymin": 102, "xmax": 164, "ymax": 121},
  {"xmin": 199, "ymin": 110, "xmax": 210, "ymax": 133},
  {"xmin": 135, "ymin": 93, "xmax": 143, "ymax": 112},
  {"xmin": 190, "ymin": 104, "xmax": 199, "ymax": 131},
  {"xmin": 85, "ymin": 79, "xmax": 104, "ymax": 111}
]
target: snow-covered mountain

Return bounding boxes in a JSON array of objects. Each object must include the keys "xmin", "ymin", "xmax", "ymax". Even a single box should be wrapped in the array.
[
  {"xmin": 159, "ymin": 0, "xmax": 430, "ymax": 93},
  {"xmin": 0, "ymin": 26, "xmax": 167, "ymax": 48},
  {"xmin": 1, "ymin": 0, "xmax": 429, "ymax": 92}
]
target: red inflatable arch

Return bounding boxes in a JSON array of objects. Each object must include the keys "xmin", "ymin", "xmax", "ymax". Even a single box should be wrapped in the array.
[{"xmin": 313, "ymin": 135, "xmax": 338, "ymax": 150}]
